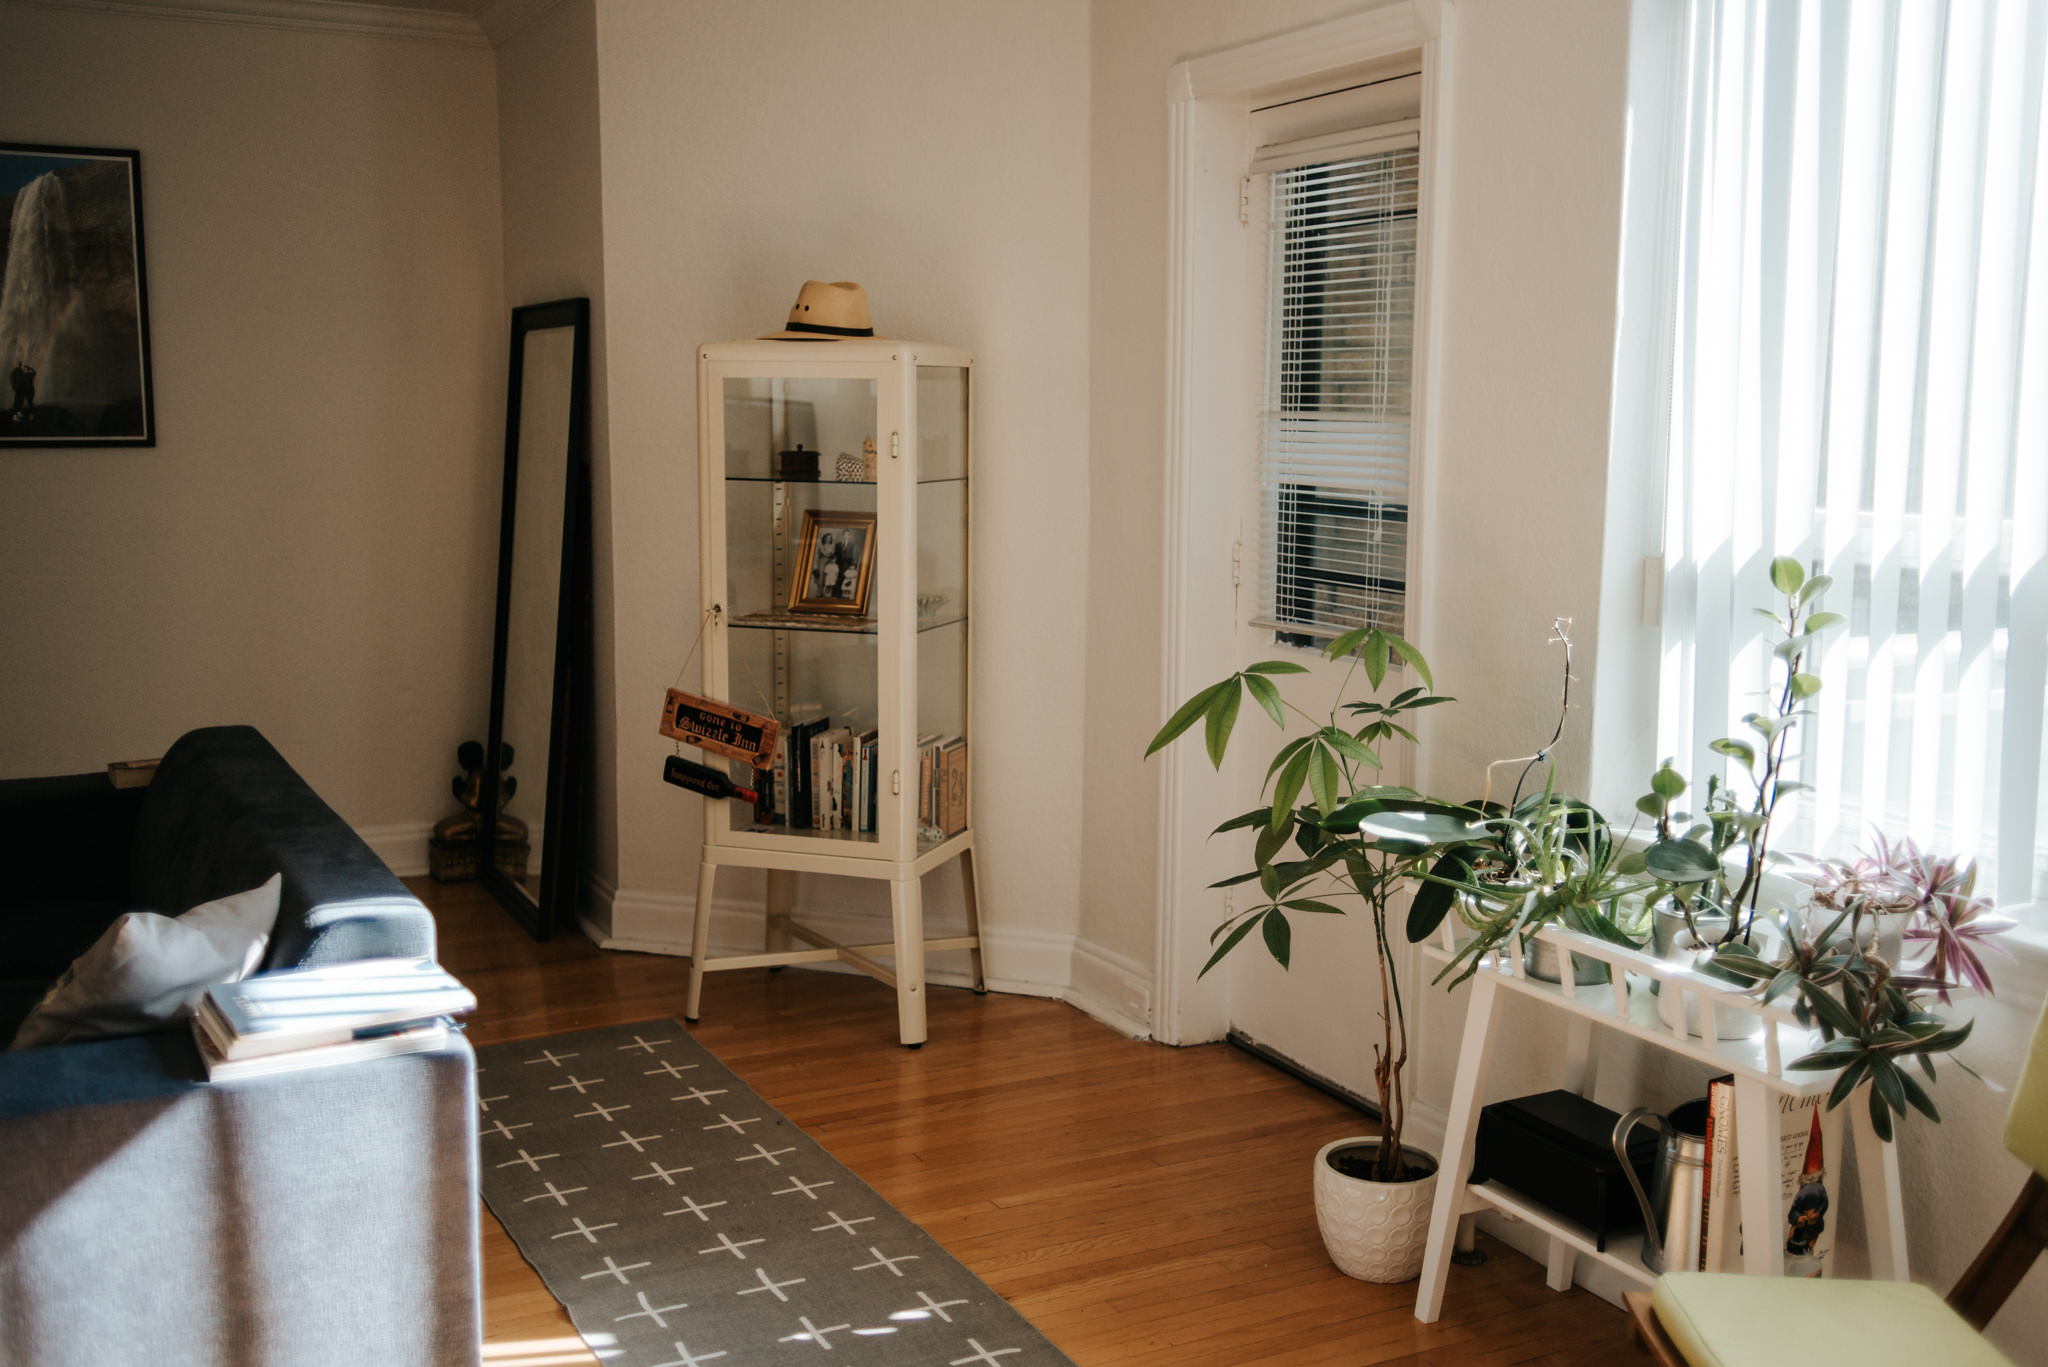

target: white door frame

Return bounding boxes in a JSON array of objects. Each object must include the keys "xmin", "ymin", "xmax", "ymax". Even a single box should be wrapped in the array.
[{"xmin": 1153, "ymin": 0, "xmax": 1454, "ymax": 1046}]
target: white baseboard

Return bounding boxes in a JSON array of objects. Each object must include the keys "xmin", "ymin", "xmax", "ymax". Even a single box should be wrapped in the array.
[
  {"xmin": 1064, "ymin": 936, "xmax": 1152, "ymax": 1038},
  {"xmin": 358, "ymin": 821, "xmax": 434, "ymax": 879},
  {"xmin": 577, "ymin": 879, "xmax": 1077, "ymax": 999}
]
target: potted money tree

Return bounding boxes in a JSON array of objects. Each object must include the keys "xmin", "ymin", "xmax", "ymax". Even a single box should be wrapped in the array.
[{"xmin": 1146, "ymin": 626, "xmax": 1486, "ymax": 1282}]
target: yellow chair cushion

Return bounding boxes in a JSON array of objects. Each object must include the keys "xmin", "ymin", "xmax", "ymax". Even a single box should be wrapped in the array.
[
  {"xmin": 1651, "ymin": 1272, "xmax": 2015, "ymax": 1367},
  {"xmin": 2005, "ymin": 994, "xmax": 2048, "ymax": 1178}
]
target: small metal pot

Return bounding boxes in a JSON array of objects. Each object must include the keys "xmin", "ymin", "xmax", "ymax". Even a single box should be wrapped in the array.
[{"xmin": 1521, "ymin": 931, "xmax": 1609, "ymax": 986}]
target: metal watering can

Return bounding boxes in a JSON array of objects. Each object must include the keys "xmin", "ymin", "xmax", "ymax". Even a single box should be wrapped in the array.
[{"xmin": 1612, "ymin": 1098, "xmax": 1711, "ymax": 1274}]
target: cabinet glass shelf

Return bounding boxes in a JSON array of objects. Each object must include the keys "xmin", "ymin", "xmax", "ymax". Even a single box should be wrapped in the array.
[
  {"xmin": 724, "ymin": 475, "xmax": 967, "ymax": 487},
  {"xmin": 727, "ymin": 611, "xmax": 968, "ymax": 635}
]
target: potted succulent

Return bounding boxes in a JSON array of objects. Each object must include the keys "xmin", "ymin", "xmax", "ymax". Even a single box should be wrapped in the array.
[{"xmin": 1146, "ymin": 626, "xmax": 1485, "ymax": 1282}]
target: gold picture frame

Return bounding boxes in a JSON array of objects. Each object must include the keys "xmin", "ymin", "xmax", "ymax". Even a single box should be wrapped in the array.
[{"xmin": 789, "ymin": 510, "xmax": 876, "ymax": 616}]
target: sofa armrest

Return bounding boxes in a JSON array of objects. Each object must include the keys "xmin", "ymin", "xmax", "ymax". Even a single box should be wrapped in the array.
[
  {"xmin": 0, "ymin": 1029, "xmax": 205, "ymax": 1122},
  {"xmin": 132, "ymin": 727, "xmax": 436, "ymax": 970},
  {"xmin": 0, "ymin": 1036, "xmax": 481, "ymax": 1367},
  {"xmin": 0, "ymin": 773, "xmax": 145, "ymax": 909}
]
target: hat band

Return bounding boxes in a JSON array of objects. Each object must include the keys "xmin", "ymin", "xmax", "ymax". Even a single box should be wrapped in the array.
[{"xmin": 784, "ymin": 319, "xmax": 874, "ymax": 337}]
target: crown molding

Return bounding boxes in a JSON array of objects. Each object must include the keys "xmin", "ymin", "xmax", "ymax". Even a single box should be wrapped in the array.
[
  {"xmin": 477, "ymin": 0, "xmax": 554, "ymax": 46},
  {"xmin": 4, "ymin": 0, "xmax": 490, "ymax": 47},
  {"xmin": 1172, "ymin": 2, "xmax": 1432, "ymax": 103}
]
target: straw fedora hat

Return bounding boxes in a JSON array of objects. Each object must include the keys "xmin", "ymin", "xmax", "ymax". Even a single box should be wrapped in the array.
[{"xmin": 762, "ymin": 280, "xmax": 882, "ymax": 340}]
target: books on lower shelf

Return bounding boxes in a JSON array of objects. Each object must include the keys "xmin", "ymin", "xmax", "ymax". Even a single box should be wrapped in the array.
[
  {"xmin": 1695, "ymin": 1075, "xmax": 1844, "ymax": 1277},
  {"xmin": 737, "ymin": 719, "xmax": 967, "ymax": 839},
  {"xmin": 193, "ymin": 956, "xmax": 475, "ymax": 1080}
]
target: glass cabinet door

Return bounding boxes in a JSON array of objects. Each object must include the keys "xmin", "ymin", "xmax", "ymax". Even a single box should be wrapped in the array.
[
  {"xmin": 914, "ymin": 365, "xmax": 969, "ymax": 849},
  {"xmin": 719, "ymin": 375, "xmax": 884, "ymax": 846}
]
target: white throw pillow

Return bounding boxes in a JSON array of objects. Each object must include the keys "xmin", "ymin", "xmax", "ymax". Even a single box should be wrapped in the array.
[{"xmin": 7, "ymin": 874, "xmax": 283, "ymax": 1050}]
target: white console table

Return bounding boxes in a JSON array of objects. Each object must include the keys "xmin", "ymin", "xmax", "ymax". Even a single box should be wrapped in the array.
[{"xmin": 1413, "ymin": 922, "xmax": 1910, "ymax": 1323}]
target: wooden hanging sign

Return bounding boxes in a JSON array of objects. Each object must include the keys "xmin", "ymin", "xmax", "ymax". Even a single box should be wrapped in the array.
[{"xmin": 660, "ymin": 689, "xmax": 780, "ymax": 767}]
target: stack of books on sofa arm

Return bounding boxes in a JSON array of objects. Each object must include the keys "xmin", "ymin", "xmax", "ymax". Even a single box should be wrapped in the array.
[{"xmin": 194, "ymin": 956, "xmax": 476, "ymax": 1081}]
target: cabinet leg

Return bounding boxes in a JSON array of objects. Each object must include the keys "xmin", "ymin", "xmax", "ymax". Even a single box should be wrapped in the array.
[
  {"xmin": 1416, "ymin": 972, "xmax": 1503, "ymax": 1323},
  {"xmin": 1546, "ymin": 1236, "xmax": 1575, "ymax": 1292},
  {"xmin": 958, "ymin": 846, "xmax": 987, "ymax": 993},
  {"xmin": 1851, "ymin": 1080, "xmax": 1910, "ymax": 1281},
  {"xmin": 686, "ymin": 860, "xmax": 716, "ymax": 1023},
  {"xmin": 889, "ymin": 876, "xmax": 927, "ymax": 1047},
  {"xmin": 1733, "ymin": 1076, "xmax": 1784, "ymax": 1275},
  {"xmin": 765, "ymin": 869, "xmax": 797, "ymax": 955}
]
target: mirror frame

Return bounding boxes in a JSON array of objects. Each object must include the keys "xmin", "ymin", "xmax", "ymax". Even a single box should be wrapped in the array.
[{"xmin": 481, "ymin": 296, "xmax": 591, "ymax": 941}]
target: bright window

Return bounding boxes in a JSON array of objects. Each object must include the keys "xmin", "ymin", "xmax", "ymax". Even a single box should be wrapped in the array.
[{"xmin": 1657, "ymin": 0, "xmax": 2048, "ymax": 906}]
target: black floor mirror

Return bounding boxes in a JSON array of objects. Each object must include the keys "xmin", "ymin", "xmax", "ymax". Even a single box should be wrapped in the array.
[{"xmin": 483, "ymin": 297, "xmax": 592, "ymax": 940}]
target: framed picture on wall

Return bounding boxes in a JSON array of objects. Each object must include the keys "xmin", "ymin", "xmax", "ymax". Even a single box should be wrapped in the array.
[
  {"xmin": 789, "ymin": 510, "xmax": 877, "ymax": 616},
  {"xmin": 0, "ymin": 143, "xmax": 155, "ymax": 447}
]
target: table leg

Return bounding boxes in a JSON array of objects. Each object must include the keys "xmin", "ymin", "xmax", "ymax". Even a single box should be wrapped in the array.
[
  {"xmin": 1850, "ymin": 1082, "xmax": 1910, "ymax": 1281},
  {"xmin": 1416, "ymin": 972, "xmax": 1503, "ymax": 1323},
  {"xmin": 1563, "ymin": 1015, "xmax": 1600, "ymax": 1098},
  {"xmin": 958, "ymin": 846, "xmax": 988, "ymax": 993},
  {"xmin": 1546, "ymin": 1237, "xmax": 1575, "ymax": 1292},
  {"xmin": 686, "ymin": 859, "xmax": 717, "ymax": 1022},
  {"xmin": 765, "ymin": 868, "xmax": 797, "ymax": 954},
  {"xmin": 890, "ymin": 877, "xmax": 927, "ymax": 1047}
]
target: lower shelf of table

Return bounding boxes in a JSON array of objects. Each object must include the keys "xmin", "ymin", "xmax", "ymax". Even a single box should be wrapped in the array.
[{"xmin": 1460, "ymin": 1180, "xmax": 1656, "ymax": 1289}]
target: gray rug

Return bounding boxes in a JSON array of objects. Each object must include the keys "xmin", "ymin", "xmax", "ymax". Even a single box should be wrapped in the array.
[{"xmin": 476, "ymin": 1020, "xmax": 1075, "ymax": 1367}]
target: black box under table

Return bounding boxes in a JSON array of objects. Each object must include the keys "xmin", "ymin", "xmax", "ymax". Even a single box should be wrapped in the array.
[{"xmin": 1469, "ymin": 1089, "xmax": 1659, "ymax": 1252}]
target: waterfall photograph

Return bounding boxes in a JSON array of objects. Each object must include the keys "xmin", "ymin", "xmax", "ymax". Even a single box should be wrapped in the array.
[{"xmin": 0, "ymin": 143, "xmax": 154, "ymax": 447}]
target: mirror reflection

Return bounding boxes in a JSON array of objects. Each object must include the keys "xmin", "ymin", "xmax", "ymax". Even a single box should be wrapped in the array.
[{"xmin": 501, "ymin": 325, "xmax": 574, "ymax": 903}]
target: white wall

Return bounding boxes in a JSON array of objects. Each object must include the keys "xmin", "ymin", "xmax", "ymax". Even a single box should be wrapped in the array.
[
  {"xmin": 0, "ymin": 5, "xmax": 505, "ymax": 856},
  {"xmin": 580, "ymin": 0, "xmax": 1093, "ymax": 993},
  {"xmin": 495, "ymin": 0, "xmax": 615, "ymax": 890}
]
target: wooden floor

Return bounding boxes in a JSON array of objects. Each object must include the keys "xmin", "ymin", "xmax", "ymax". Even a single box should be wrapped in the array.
[{"xmin": 427, "ymin": 879, "xmax": 1633, "ymax": 1366}]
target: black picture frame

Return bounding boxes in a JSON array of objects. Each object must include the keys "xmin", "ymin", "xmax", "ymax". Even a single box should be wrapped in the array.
[
  {"xmin": 0, "ymin": 142, "xmax": 156, "ymax": 447},
  {"xmin": 481, "ymin": 298, "xmax": 592, "ymax": 941}
]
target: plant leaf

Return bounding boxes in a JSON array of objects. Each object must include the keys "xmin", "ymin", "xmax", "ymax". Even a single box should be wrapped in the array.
[
  {"xmin": 1204, "ymin": 680, "xmax": 1242, "ymax": 769},
  {"xmin": 1322, "ymin": 627, "xmax": 1370, "ymax": 662},
  {"xmin": 1199, "ymin": 911, "xmax": 1265, "ymax": 978},
  {"xmin": 1770, "ymin": 555, "xmax": 1806, "ymax": 595},
  {"xmin": 1310, "ymin": 747, "xmax": 1340, "ymax": 817},
  {"xmin": 1406, "ymin": 849, "xmax": 1473, "ymax": 942},
  {"xmin": 1804, "ymin": 610, "xmax": 1846, "ymax": 633},
  {"xmin": 1789, "ymin": 672, "xmax": 1823, "ymax": 699},
  {"xmin": 1643, "ymin": 838, "xmax": 1720, "ymax": 882},
  {"xmin": 1380, "ymin": 632, "xmax": 1434, "ymax": 690},
  {"xmin": 1868, "ymin": 1080, "xmax": 1895, "ymax": 1142},
  {"xmin": 1261, "ymin": 907, "xmax": 1292, "ymax": 969},
  {"xmin": 1146, "ymin": 679, "xmax": 1229, "ymax": 757},
  {"xmin": 1242, "ymin": 660, "xmax": 1310, "ymax": 675},
  {"xmin": 1243, "ymin": 672, "xmax": 1285, "ymax": 727},
  {"xmin": 1271, "ymin": 750, "xmax": 1312, "ymax": 831},
  {"xmin": 1362, "ymin": 631, "xmax": 1391, "ymax": 692},
  {"xmin": 1283, "ymin": 898, "xmax": 1348, "ymax": 915},
  {"xmin": 1797, "ymin": 573, "xmax": 1834, "ymax": 605}
]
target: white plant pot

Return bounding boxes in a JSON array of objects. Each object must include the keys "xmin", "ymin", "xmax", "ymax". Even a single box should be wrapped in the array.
[{"xmin": 1312, "ymin": 1137, "xmax": 1439, "ymax": 1283}]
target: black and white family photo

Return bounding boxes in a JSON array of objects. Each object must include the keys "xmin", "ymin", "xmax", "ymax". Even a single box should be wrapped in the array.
[{"xmin": 790, "ymin": 511, "xmax": 875, "ymax": 616}]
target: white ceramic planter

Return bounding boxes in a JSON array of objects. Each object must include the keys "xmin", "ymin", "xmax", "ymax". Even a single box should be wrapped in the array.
[{"xmin": 1312, "ymin": 1137, "xmax": 1439, "ymax": 1283}]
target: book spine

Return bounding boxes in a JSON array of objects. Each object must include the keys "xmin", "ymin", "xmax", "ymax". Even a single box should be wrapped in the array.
[{"xmin": 1701, "ymin": 1074, "xmax": 1734, "ymax": 1272}]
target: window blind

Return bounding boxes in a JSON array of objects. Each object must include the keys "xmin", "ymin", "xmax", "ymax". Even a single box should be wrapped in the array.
[
  {"xmin": 1254, "ymin": 140, "xmax": 1420, "ymax": 641},
  {"xmin": 1659, "ymin": 0, "xmax": 2048, "ymax": 905}
]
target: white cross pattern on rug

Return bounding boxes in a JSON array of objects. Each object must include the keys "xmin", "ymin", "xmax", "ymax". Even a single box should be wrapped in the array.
[
  {"xmin": 812, "ymin": 1211, "xmax": 875, "ymax": 1236},
  {"xmin": 601, "ymin": 1128, "xmax": 664, "ymax": 1153},
  {"xmin": 852, "ymin": 1246, "xmax": 920, "ymax": 1277},
  {"xmin": 736, "ymin": 1267, "xmax": 806, "ymax": 1302},
  {"xmin": 771, "ymin": 1175, "xmax": 834, "ymax": 1200},
  {"xmin": 550, "ymin": 1217, "xmax": 616, "ymax": 1244},
  {"xmin": 780, "ymin": 1317, "xmax": 852, "ymax": 1350},
  {"xmin": 736, "ymin": 1143, "xmax": 796, "ymax": 1166},
  {"xmin": 580, "ymin": 1255, "xmax": 650, "ymax": 1285},
  {"xmin": 912, "ymin": 1292, "xmax": 970, "ymax": 1324},
  {"xmin": 650, "ymin": 1342, "xmax": 727, "ymax": 1367},
  {"xmin": 574, "ymin": 1099, "xmax": 631, "ymax": 1121},
  {"xmin": 523, "ymin": 1048, "xmax": 577, "ymax": 1068},
  {"xmin": 664, "ymin": 1195, "xmax": 729, "ymax": 1222},
  {"xmin": 618, "ymin": 1034, "xmax": 672, "ymax": 1054},
  {"xmin": 697, "ymin": 1233, "xmax": 764, "ymax": 1260},
  {"xmin": 630, "ymin": 1161, "xmax": 694, "ymax": 1186},
  {"xmin": 482, "ymin": 1118, "xmax": 532, "ymax": 1141},
  {"xmin": 494, "ymin": 1148, "xmax": 559, "ymax": 1172},
  {"xmin": 671, "ymin": 1085, "xmax": 727, "ymax": 1105},
  {"xmin": 645, "ymin": 1060, "xmax": 700, "ymax": 1079},
  {"xmin": 951, "ymin": 1340, "xmax": 1024, "ymax": 1366},
  {"xmin": 522, "ymin": 1181, "xmax": 587, "ymax": 1206},
  {"xmin": 615, "ymin": 1291, "xmax": 691, "ymax": 1329},
  {"xmin": 701, "ymin": 1112, "xmax": 761, "ymax": 1134},
  {"xmin": 477, "ymin": 1093, "xmax": 508, "ymax": 1112},
  {"xmin": 548, "ymin": 1074, "xmax": 603, "ymax": 1095}
]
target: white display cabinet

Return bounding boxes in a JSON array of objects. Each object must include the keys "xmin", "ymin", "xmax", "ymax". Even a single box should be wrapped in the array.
[{"xmin": 689, "ymin": 338, "xmax": 983, "ymax": 1046}]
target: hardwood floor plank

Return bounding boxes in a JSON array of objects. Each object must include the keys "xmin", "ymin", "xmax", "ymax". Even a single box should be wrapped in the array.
[{"xmin": 423, "ymin": 879, "xmax": 1628, "ymax": 1365}]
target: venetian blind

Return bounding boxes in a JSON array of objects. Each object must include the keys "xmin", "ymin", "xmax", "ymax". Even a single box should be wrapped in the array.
[
  {"xmin": 1253, "ymin": 137, "xmax": 1420, "ymax": 641},
  {"xmin": 1659, "ymin": 0, "xmax": 2048, "ymax": 905}
]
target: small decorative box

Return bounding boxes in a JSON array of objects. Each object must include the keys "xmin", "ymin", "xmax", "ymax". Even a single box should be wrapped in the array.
[{"xmin": 1470, "ymin": 1090, "xmax": 1658, "ymax": 1252}]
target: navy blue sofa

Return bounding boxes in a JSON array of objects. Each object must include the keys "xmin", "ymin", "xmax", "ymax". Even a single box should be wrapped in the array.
[{"xmin": 0, "ymin": 726, "xmax": 481, "ymax": 1367}]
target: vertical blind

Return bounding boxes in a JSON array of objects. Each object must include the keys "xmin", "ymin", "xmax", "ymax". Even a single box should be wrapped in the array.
[
  {"xmin": 1660, "ymin": 0, "xmax": 2048, "ymax": 905},
  {"xmin": 1254, "ymin": 140, "xmax": 1420, "ymax": 640}
]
